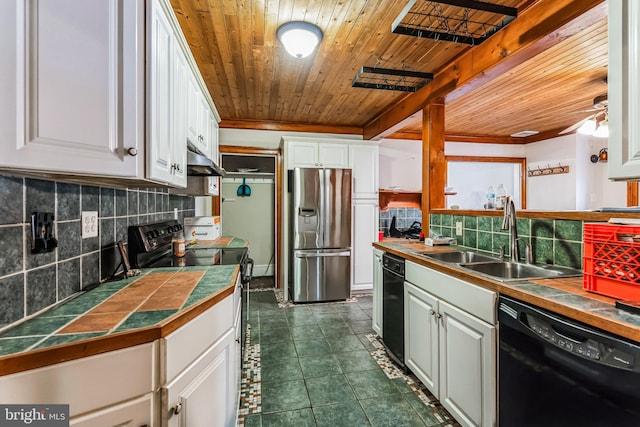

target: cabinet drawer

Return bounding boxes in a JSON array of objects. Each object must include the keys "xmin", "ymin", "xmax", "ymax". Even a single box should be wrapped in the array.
[
  {"xmin": 405, "ymin": 261, "xmax": 497, "ymax": 324},
  {"xmin": 163, "ymin": 294, "xmax": 233, "ymax": 383},
  {"xmin": 0, "ymin": 343, "xmax": 155, "ymax": 417}
]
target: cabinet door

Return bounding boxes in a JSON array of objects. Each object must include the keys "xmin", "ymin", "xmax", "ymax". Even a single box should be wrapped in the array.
[
  {"xmin": 404, "ymin": 282, "xmax": 439, "ymax": 397},
  {"xmin": 609, "ymin": 0, "xmax": 640, "ymax": 180},
  {"xmin": 439, "ymin": 300, "xmax": 496, "ymax": 427},
  {"xmin": 166, "ymin": 329, "xmax": 235, "ymax": 427},
  {"xmin": 187, "ymin": 75, "xmax": 201, "ymax": 149},
  {"xmin": 210, "ymin": 118, "xmax": 220, "ymax": 163},
  {"xmin": 147, "ymin": 0, "xmax": 175, "ymax": 184},
  {"xmin": 171, "ymin": 42, "xmax": 188, "ymax": 187},
  {"xmin": 287, "ymin": 142, "xmax": 319, "ymax": 168},
  {"xmin": 351, "ymin": 200, "xmax": 378, "ymax": 292},
  {"xmin": 207, "ymin": 177, "xmax": 220, "ymax": 196},
  {"xmin": 319, "ymin": 143, "xmax": 349, "ymax": 168},
  {"xmin": 0, "ymin": 0, "xmax": 143, "ymax": 177},
  {"xmin": 349, "ymin": 144, "xmax": 379, "ymax": 198},
  {"xmin": 70, "ymin": 393, "xmax": 153, "ymax": 427},
  {"xmin": 198, "ymin": 97, "xmax": 213, "ymax": 158},
  {"xmin": 372, "ymin": 249, "xmax": 383, "ymax": 336}
]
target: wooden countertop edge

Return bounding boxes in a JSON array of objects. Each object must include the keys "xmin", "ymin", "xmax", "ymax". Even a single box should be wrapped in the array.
[
  {"xmin": 0, "ymin": 268, "xmax": 240, "ymax": 376},
  {"xmin": 374, "ymin": 242, "xmax": 640, "ymax": 342}
]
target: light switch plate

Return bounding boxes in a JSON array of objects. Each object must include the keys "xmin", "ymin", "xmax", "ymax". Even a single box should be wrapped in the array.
[
  {"xmin": 82, "ymin": 211, "xmax": 98, "ymax": 238},
  {"xmin": 455, "ymin": 221, "xmax": 463, "ymax": 236}
]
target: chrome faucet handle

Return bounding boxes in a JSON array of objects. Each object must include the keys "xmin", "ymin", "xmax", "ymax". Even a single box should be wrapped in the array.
[
  {"xmin": 525, "ymin": 242, "xmax": 534, "ymax": 264},
  {"xmin": 499, "ymin": 244, "xmax": 505, "ymax": 260}
]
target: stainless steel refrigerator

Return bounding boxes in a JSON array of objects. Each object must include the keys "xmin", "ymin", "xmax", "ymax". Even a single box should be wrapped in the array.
[{"xmin": 290, "ymin": 167, "xmax": 352, "ymax": 302}]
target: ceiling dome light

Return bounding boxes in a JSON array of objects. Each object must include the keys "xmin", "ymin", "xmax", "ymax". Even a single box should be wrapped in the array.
[{"xmin": 276, "ymin": 21, "xmax": 323, "ymax": 59}]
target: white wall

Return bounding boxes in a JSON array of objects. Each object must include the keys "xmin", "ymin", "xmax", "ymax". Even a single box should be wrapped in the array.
[
  {"xmin": 221, "ymin": 178, "xmax": 275, "ymax": 276},
  {"xmin": 524, "ymin": 135, "xmax": 577, "ymax": 210},
  {"xmin": 379, "ymin": 139, "xmax": 422, "ymax": 191},
  {"xmin": 575, "ymin": 134, "xmax": 626, "ymax": 209},
  {"xmin": 379, "ymin": 135, "xmax": 627, "ymax": 210}
]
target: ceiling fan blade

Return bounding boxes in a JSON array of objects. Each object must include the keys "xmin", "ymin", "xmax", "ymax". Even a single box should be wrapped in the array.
[{"xmin": 559, "ymin": 117, "xmax": 589, "ymax": 135}]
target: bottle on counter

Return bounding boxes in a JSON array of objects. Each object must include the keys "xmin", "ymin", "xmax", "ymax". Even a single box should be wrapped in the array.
[
  {"xmin": 173, "ymin": 231, "xmax": 186, "ymax": 257},
  {"xmin": 485, "ymin": 185, "xmax": 496, "ymax": 209},
  {"xmin": 495, "ymin": 184, "xmax": 508, "ymax": 209}
]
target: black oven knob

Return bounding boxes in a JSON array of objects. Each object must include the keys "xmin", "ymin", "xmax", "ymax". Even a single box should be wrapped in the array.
[{"xmin": 152, "ymin": 230, "xmax": 160, "ymax": 238}]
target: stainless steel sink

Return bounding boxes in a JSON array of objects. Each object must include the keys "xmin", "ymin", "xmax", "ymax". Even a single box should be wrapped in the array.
[
  {"xmin": 459, "ymin": 261, "xmax": 582, "ymax": 281},
  {"xmin": 418, "ymin": 250, "xmax": 499, "ymax": 264}
]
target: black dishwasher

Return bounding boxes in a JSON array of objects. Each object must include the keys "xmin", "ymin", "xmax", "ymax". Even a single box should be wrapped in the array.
[
  {"xmin": 382, "ymin": 253, "xmax": 406, "ymax": 371},
  {"xmin": 498, "ymin": 296, "xmax": 640, "ymax": 426}
]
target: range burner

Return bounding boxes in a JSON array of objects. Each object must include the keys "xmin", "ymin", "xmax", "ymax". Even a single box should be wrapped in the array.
[{"xmin": 128, "ymin": 220, "xmax": 252, "ymax": 284}]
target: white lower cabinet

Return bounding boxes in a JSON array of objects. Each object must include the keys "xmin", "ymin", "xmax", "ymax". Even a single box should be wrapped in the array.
[
  {"xmin": 164, "ymin": 329, "xmax": 235, "ymax": 427},
  {"xmin": 70, "ymin": 394, "xmax": 154, "ymax": 427},
  {"xmin": 351, "ymin": 199, "xmax": 379, "ymax": 292},
  {"xmin": 372, "ymin": 248, "xmax": 383, "ymax": 336},
  {"xmin": 404, "ymin": 261, "xmax": 496, "ymax": 427},
  {"xmin": 162, "ymin": 276, "xmax": 242, "ymax": 427}
]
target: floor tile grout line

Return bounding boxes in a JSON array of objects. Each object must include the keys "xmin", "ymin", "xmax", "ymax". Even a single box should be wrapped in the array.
[{"xmin": 239, "ymin": 286, "xmax": 459, "ymax": 426}]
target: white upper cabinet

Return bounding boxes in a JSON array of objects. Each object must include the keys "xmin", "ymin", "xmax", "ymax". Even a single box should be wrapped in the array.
[
  {"xmin": 609, "ymin": 0, "xmax": 640, "ymax": 180},
  {"xmin": 0, "ymin": 0, "xmax": 144, "ymax": 176},
  {"xmin": 0, "ymin": 0, "xmax": 218, "ymax": 187},
  {"xmin": 148, "ymin": 0, "xmax": 176, "ymax": 184},
  {"xmin": 286, "ymin": 140, "xmax": 349, "ymax": 169},
  {"xmin": 187, "ymin": 73, "xmax": 219, "ymax": 161},
  {"xmin": 349, "ymin": 144, "xmax": 379, "ymax": 198}
]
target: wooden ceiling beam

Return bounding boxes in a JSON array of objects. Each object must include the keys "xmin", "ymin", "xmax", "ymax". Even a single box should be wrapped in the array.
[
  {"xmin": 219, "ymin": 119, "xmax": 363, "ymax": 136},
  {"xmin": 363, "ymin": 0, "xmax": 606, "ymax": 140},
  {"xmin": 386, "ymin": 127, "xmax": 574, "ymax": 143}
]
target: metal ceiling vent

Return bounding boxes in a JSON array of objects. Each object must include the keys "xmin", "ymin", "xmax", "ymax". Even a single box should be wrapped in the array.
[
  {"xmin": 352, "ymin": 65, "xmax": 434, "ymax": 92},
  {"xmin": 392, "ymin": 0, "xmax": 518, "ymax": 45}
]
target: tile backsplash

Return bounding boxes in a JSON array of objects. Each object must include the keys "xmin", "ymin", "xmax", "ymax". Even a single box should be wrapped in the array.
[
  {"xmin": 429, "ymin": 213, "xmax": 585, "ymax": 269},
  {"xmin": 379, "ymin": 208, "xmax": 423, "ymax": 237},
  {"xmin": 0, "ymin": 174, "xmax": 195, "ymax": 329}
]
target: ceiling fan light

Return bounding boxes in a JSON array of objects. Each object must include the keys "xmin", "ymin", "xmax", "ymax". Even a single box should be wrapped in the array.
[
  {"xmin": 594, "ymin": 121, "xmax": 609, "ymax": 138},
  {"xmin": 277, "ymin": 21, "xmax": 323, "ymax": 58},
  {"xmin": 577, "ymin": 119, "xmax": 597, "ymax": 135}
]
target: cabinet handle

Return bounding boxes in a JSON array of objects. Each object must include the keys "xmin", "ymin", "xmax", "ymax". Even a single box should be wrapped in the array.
[
  {"xmin": 235, "ymin": 337, "xmax": 241, "ymax": 343},
  {"xmin": 430, "ymin": 309, "xmax": 436, "ymax": 316},
  {"xmin": 435, "ymin": 313, "xmax": 442, "ymax": 320},
  {"xmin": 126, "ymin": 147, "xmax": 138, "ymax": 156},
  {"xmin": 172, "ymin": 402, "xmax": 183, "ymax": 415},
  {"xmin": 175, "ymin": 164, "xmax": 182, "ymax": 172}
]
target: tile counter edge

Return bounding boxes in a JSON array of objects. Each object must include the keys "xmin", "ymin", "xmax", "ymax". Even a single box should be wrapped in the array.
[
  {"xmin": 373, "ymin": 241, "xmax": 640, "ymax": 342},
  {"xmin": 0, "ymin": 266, "xmax": 240, "ymax": 376}
]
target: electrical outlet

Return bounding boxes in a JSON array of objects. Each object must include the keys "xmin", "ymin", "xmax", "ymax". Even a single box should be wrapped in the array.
[
  {"xmin": 82, "ymin": 211, "xmax": 98, "ymax": 238},
  {"xmin": 455, "ymin": 221, "xmax": 463, "ymax": 236}
]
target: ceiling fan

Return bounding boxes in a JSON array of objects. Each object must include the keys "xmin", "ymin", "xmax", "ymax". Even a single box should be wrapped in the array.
[{"xmin": 559, "ymin": 93, "xmax": 608, "ymax": 137}]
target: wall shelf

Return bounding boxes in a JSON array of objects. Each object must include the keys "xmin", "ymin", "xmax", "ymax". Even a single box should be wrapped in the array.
[{"xmin": 379, "ymin": 189, "xmax": 422, "ymax": 210}]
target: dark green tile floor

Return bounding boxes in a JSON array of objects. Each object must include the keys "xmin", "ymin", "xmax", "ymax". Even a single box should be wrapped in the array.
[{"xmin": 239, "ymin": 287, "xmax": 458, "ymax": 427}]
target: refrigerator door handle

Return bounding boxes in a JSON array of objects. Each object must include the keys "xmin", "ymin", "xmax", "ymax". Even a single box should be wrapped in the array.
[{"xmin": 295, "ymin": 250, "xmax": 351, "ymax": 258}]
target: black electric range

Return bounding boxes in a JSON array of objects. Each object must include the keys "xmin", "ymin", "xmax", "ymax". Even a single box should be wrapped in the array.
[{"xmin": 127, "ymin": 220, "xmax": 252, "ymax": 284}]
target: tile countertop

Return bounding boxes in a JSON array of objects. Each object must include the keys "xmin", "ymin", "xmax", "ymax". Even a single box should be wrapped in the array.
[
  {"xmin": 374, "ymin": 240, "xmax": 640, "ymax": 343},
  {"xmin": 187, "ymin": 236, "xmax": 248, "ymax": 249},
  {"xmin": 0, "ymin": 265, "xmax": 240, "ymax": 376}
]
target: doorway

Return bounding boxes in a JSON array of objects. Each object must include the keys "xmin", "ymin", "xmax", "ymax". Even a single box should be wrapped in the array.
[{"xmin": 220, "ymin": 147, "xmax": 281, "ymax": 286}]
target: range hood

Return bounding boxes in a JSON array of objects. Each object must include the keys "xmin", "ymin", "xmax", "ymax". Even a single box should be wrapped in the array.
[{"xmin": 187, "ymin": 149, "xmax": 226, "ymax": 177}]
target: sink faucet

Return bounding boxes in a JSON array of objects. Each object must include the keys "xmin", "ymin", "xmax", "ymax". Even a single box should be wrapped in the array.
[{"xmin": 501, "ymin": 196, "xmax": 520, "ymax": 262}]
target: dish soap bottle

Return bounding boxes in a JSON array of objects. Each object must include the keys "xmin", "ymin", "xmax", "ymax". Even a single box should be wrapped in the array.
[
  {"xmin": 173, "ymin": 231, "xmax": 186, "ymax": 257},
  {"xmin": 495, "ymin": 184, "xmax": 507, "ymax": 209},
  {"xmin": 485, "ymin": 185, "xmax": 496, "ymax": 209}
]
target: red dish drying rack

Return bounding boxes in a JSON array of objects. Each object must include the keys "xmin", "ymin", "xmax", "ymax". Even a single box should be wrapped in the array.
[{"xmin": 583, "ymin": 223, "xmax": 640, "ymax": 299}]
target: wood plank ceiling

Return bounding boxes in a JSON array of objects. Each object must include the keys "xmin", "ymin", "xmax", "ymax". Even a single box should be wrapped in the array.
[{"xmin": 170, "ymin": 0, "xmax": 606, "ymax": 141}]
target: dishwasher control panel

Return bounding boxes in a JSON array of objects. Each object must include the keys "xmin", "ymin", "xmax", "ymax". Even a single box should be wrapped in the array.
[{"xmin": 526, "ymin": 314, "xmax": 634, "ymax": 370}]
